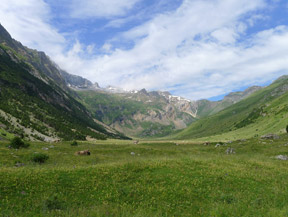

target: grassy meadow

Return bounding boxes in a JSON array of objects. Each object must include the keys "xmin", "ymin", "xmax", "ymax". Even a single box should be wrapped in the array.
[{"xmin": 1, "ymin": 135, "xmax": 288, "ymax": 216}]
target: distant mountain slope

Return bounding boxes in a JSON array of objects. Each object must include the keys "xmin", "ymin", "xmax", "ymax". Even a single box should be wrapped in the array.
[
  {"xmin": 77, "ymin": 89, "xmax": 197, "ymax": 138},
  {"xmin": 173, "ymin": 76, "xmax": 288, "ymax": 140},
  {"xmin": 0, "ymin": 24, "xmax": 128, "ymax": 141},
  {"xmin": 196, "ymin": 86, "xmax": 263, "ymax": 118}
]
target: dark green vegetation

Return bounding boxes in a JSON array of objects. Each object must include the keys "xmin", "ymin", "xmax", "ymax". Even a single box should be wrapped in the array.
[
  {"xmin": 31, "ymin": 153, "xmax": 49, "ymax": 164},
  {"xmin": 174, "ymin": 76, "xmax": 288, "ymax": 141},
  {"xmin": 71, "ymin": 141, "xmax": 78, "ymax": 146},
  {"xmin": 1, "ymin": 135, "xmax": 288, "ymax": 216},
  {"xmin": 9, "ymin": 137, "xmax": 30, "ymax": 149},
  {"xmin": 0, "ymin": 24, "xmax": 128, "ymax": 141}
]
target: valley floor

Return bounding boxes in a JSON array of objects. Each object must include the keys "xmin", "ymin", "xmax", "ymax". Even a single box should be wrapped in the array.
[{"xmin": 1, "ymin": 136, "xmax": 288, "ymax": 216}]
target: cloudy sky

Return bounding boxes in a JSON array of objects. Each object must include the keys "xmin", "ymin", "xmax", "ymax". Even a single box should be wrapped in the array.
[{"xmin": 1, "ymin": 0, "xmax": 288, "ymax": 100}]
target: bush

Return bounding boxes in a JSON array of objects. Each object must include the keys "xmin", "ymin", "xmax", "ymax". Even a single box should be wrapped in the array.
[
  {"xmin": 31, "ymin": 153, "xmax": 49, "ymax": 164},
  {"xmin": 43, "ymin": 194, "xmax": 64, "ymax": 210},
  {"xmin": 9, "ymin": 137, "xmax": 30, "ymax": 149},
  {"xmin": 286, "ymin": 125, "xmax": 288, "ymax": 133},
  {"xmin": 71, "ymin": 141, "xmax": 78, "ymax": 146}
]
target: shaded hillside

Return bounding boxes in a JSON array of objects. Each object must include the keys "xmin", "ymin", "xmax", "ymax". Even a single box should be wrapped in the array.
[
  {"xmin": 0, "ymin": 24, "xmax": 128, "ymax": 141},
  {"xmin": 174, "ymin": 76, "xmax": 288, "ymax": 140},
  {"xmin": 0, "ymin": 24, "xmax": 69, "ymax": 91}
]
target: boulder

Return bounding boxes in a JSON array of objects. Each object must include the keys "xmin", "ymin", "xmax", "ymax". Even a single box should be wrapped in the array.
[
  {"xmin": 215, "ymin": 143, "xmax": 221, "ymax": 148},
  {"xmin": 15, "ymin": 162, "xmax": 25, "ymax": 167},
  {"xmin": 275, "ymin": 155, "xmax": 288, "ymax": 160},
  {"xmin": 261, "ymin": 134, "xmax": 280, "ymax": 140},
  {"xmin": 226, "ymin": 147, "xmax": 236, "ymax": 154}
]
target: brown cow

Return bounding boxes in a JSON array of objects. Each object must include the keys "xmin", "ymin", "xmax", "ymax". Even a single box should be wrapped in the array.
[{"xmin": 75, "ymin": 150, "xmax": 91, "ymax": 156}]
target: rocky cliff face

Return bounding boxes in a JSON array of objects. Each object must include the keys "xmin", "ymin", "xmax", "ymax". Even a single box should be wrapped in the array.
[{"xmin": 59, "ymin": 69, "xmax": 101, "ymax": 89}]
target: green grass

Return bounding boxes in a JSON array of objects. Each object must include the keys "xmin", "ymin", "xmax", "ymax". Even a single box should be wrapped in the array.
[
  {"xmin": 0, "ymin": 128, "xmax": 13, "ymax": 140},
  {"xmin": 1, "ymin": 135, "xmax": 288, "ymax": 216}
]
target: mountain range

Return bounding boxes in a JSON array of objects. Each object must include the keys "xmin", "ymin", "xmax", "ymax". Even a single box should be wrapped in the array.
[
  {"xmin": 75, "ymin": 85, "xmax": 262, "ymax": 137},
  {"xmin": 0, "ymin": 23, "xmax": 287, "ymax": 141}
]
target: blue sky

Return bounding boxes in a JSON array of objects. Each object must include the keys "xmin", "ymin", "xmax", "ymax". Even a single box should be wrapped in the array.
[{"xmin": 0, "ymin": 0, "xmax": 288, "ymax": 100}]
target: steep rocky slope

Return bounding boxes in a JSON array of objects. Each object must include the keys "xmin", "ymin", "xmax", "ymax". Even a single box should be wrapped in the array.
[{"xmin": 0, "ymin": 24, "xmax": 128, "ymax": 141}]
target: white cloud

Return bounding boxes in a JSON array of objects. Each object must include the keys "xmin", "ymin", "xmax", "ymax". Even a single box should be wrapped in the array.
[
  {"xmin": 55, "ymin": 0, "xmax": 274, "ymax": 99},
  {"xmin": 1, "ymin": 0, "xmax": 288, "ymax": 100},
  {"xmin": 0, "ymin": 0, "xmax": 65, "ymax": 55},
  {"xmin": 211, "ymin": 27, "xmax": 240, "ymax": 44},
  {"xmin": 69, "ymin": 0, "xmax": 141, "ymax": 18}
]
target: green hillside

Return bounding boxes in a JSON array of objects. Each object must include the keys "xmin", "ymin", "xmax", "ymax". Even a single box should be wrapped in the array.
[
  {"xmin": 174, "ymin": 76, "xmax": 288, "ymax": 141},
  {"xmin": 0, "ymin": 25, "xmax": 128, "ymax": 141},
  {"xmin": 196, "ymin": 86, "xmax": 263, "ymax": 118}
]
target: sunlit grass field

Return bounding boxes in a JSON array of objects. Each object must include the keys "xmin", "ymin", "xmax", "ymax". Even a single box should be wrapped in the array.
[{"xmin": 1, "ymin": 135, "xmax": 288, "ymax": 216}]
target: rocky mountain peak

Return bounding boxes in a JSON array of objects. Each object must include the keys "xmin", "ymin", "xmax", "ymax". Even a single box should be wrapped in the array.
[
  {"xmin": 139, "ymin": 88, "xmax": 148, "ymax": 95},
  {"xmin": 59, "ymin": 70, "xmax": 94, "ymax": 88}
]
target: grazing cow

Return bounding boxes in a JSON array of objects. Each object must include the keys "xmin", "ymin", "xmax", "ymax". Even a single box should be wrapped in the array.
[
  {"xmin": 133, "ymin": 140, "xmax": 139, "ymax": 144},
  {"xmin": 75, "ymin": 150, "xmax": 91, "ymax": 156}
]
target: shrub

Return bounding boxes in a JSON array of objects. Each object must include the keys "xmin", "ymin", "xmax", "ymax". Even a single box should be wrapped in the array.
[
  {"xmin": 31, "ymin": 153, "xmax": 49, "ymax": 164},
  {"xmin": 43, "ymin": 194, "xmax": 64, "ymax": 210},
  {"xmin": 286, "ymin": 125, "xmax": 288, "ymax": 133},
  {"xmin": 75, "ymin": 134, "xmax": 86, "ymax": 141},
  {"xmin": 71, "ymin": 141, "xmax": 78, "ymax": 146},
  {"xmin": 9, "ymin": 137, "xmax": 30, "ymax": 149}
]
